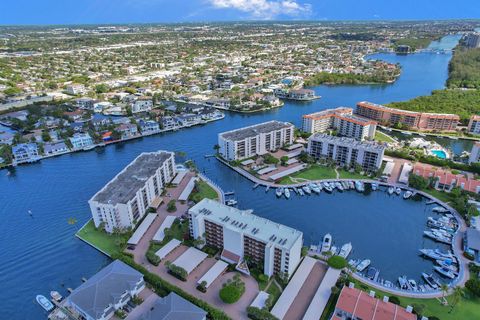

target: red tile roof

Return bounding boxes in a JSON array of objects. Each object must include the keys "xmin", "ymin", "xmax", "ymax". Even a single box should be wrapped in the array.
[{"xmin": 412, "ymin": 163, "xmax": 480, "ymax": 193}]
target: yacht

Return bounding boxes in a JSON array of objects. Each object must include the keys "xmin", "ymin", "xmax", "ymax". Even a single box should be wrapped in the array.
[
  {"xmin": 309, "ymin": 183, "xmax": 320, "ymax": 194},
  {"xmin": 298, "ymin": 188, "xmax": 305, "ymax": 196},
  {"xmin": 284, "ymin": 188, "xmax": 291, "ymax": 199},
  {"xmin": 226, "ymin": 199, "xmax": 238, "ymax": 206},
  {"xmin": 335, "ymin": 182, "xmax": 344, "ymax": 191},
  {"xmin": 355, "ymin": 181, "xmax": 364, "ymax": 192},
  {"xmin": 408, "ymin": 279, "xmax": 418, "ymax": 291},
  {"xmin": 403, "ymin": 191, "xmax": 413, "ymax": 199},
  {"xmin": 348, "ymin": 259, "xmax": 359, "ymax": 268},
  {"xmin": 356, "ymin": 259, "xmax": 371, "ymax": 272},
  {"xmin": 339, "ymin": 243, "xmax": 353, "ymax": 258},
  {"xmin": 387, "ymin": 186, "xmax": 394, "ymax": 195},
  {"xmin": 436, "ymin": 259, "xmax": 458, "ymax": 272},
  {"xmin": 321, "ymin": 233, "xmax": 332, "ymax": 253},
  {"xmin": 302, "ymin": 185, "xmax": 312, "ymax": 195},
  {"xmin": 371, "ymin": 183, "xmax": 378, "ymax": 191},
  {"xmin": 432, "ymin": 206, "xmax": 450, "ymax": 214},
  {"xmin": 434, "ymin": 266, "xmax": 457, "ymax": 279},
  {"xmin": 420, "ymin": 248, "xmax": 455, "ymax": 261},
  {"xmin": 330, "ymin": 246, "xmax": 338, "ymax": 255},
  {"xmin": 348, "ymin": 181, "xmax": 355, "ymax": 189},
  {"xmin": 366, "ymin": 266, "xmax": 379, "ymax": 281},
  {"xmin": 395, "ymin": 187, "xmax": 401, "ymax": 195},
  {"xmin": 398, "ymin": 275, "xmax": 409, "ymax": 290},
  {"xmin": 50, "ymin": 291, "xmax": 63, "ymax": 302},
  {"xmin": 422, "ymin": 272, "xmax": 440, "ymax": 290},
  {"xmin": 36, "ymin": 295, "xmax": 54, "ymax": 312},
  {"xmin": 323, "ymin": 182, "xmax": 333, "ymax": 193},
  {"xmin": 276, "ymin": 188, "xmax": 283, "ymax": 198},
  {"xmin": 317, "ymin": 183, "xmax": 324, "ymax": 191},
  {"xmin": 423, "ymin": 230, "xmax": 452, "ymax": 244}
]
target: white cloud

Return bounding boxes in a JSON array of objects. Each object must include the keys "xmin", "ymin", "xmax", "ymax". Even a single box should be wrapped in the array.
[{"xmin": 208, "ymin": 0, "xmax": 312, "ymax": 20}]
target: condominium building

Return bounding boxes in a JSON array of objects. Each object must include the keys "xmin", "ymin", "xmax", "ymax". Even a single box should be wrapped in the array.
[
  {"xmin": 356, "ymin": 101, "xmax": 460, "ymax": 131},
  {"xmin": 468, "ymin": 115, "xmax": 480, "ymax": 135},
  {"xmin": 302, "ymin": 107, "xmax": 377, "ymax": 140},
  {"xmin": 218, "ymin": 120, "xmax": 294, "ymax": 161},
  {"xmin": 88, "ymin": 151, "xmax": 176, "ymax": 233},
  {"xmin": 188, "ymin": 199, "xmax": 303, "ymax": 277},
  {"xmin": 307, "ymin": 133, "xmax": 385, "ymax": 171},
  {"xmin": 469, "ymin": 142, "xmax": 480, "ymax": 164}
]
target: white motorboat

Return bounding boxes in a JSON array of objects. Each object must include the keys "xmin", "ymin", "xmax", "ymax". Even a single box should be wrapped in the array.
[
  {"xmin": 387, "ymin": 186, "xmax": 394, "ymax": 195},
  {"xmin": 355, "ymin": 181, "xmax": 364, "ymax": 192},
  {"xmin": 335, "ymin": 182, "xmax": 344, "ymax": 191},
  {"xmin": 423, "ymin": 230, "xmax": 452, "ymax": 244},
  {"xmin": 321, "ymin": 233, "xmax": 332, "ymax": 253},
  {"xmin": 323, "ymin": 182, "xmax": 333, "ymax": 193},
  {"xmin": 284, "ymin": 188, "xmax": 291, "ymax": 199},
  {"xmin": 36, "ymin": 295, "xmax": 54, "ymax": 312},
  {"xmin": 298, "ymin": 188, "xmax": 305, "ymax": 196},
  {"xmin": 356, "ymin": 259, "xmax": 371, "ymax": 272},
  {"xmin": 330, "ymin": 245, "xmax": 338, "ymax": 255},
  {"xmin": 434, "ymin": 266, "xmax": 457, "ymax": 279},
  {"xmin": 432, "ymin": 206, "xmax": 450, "ymax": 214},
  {"xmin": 403, "ymin": 191, "xmax": 413, "ymax": 199},
  {"xmin": 276, "ymin": 188, "xmax": 283, "ymax": 197},
  {"xmin": 309, "ymin": 183, "xmax": 320, "ymax": 194},
  {"xmin": 419, "ymin": 248, "xmax": 455, "ymax": 261},
  {"xmin": 348, "ymin": 181, "xmax": 355, "ymax": 189},
  {"xmin": 371, "ymin": 183, "xmax": 378, "ymax": 191},
  {"xmin": 50, "ymin": 291, "xmax": 63, "ymax": 302},
  {"xmin": 398, "ymin": 276, "xmax": 409, "ymax": 290},
  {"xmin": 339, "ymin": 242, "xmax": 353, "ymax": 258},
  {"xmin": 408, "ymin": 279, "xmax": 418, "ymax": 291},
  {"xmin": 348, "ymin": 259, "xmax": 359, "ymax": 268},
  {"xmin": 226, "ymin": 199, "xmax": 238, "ymax": 206},
  {"xmin": 395, "ymin": 187, "xmax": 401, "ymax": 195},
  {"xmin": 436, "ymin": 259, "xmax": 458, "ymax": 272},
  {"xmin": 302, "ymin": 185, "xmax": 312, "ymax": 195},
  {"xmin": 422, "ymin": 272, "xmax": 440, "ymax": 290}
]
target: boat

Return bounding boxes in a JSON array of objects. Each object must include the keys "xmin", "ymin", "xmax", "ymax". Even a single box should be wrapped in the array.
[
  {"xmin": 50, "ymin": 291, "xmax": 63, "ymax": 302},
  {"xmin": 419, "ymin": 248, "xmax": 455, "ymax": 261},
  {"xmin": 292, "ymin": 187, "xmax": 298, "ymax": 194},
  {"xmin": 432, "ymin": 206, "xmax": 450, "ymax": 214},
  {"xmin": 356, "ymin": 259, "xmax": 371, "ymax": 272},
  {"xmin": 408, "ymin": 279, "xmax": 418, "ymax": 291},
  {"xmin": 342, "ymin": 181, "xmax": 349, "ymax": 190},
  {"xmin": 321, "ymin": 233, "xmax": 332, "ymax": 253},
  {"xmin": 316, "ymin": 183, "xmax": 323, "ymax": 191},
  {"xmin": 422, "ymin": 272, "xmax": 440, "ymax": 289},
  {"xmin": 36, "ymin": 295, "xmax": 54, "ymax": 312},
  {"xmin": 395, "ymin": 187, "xmax": 401, "ymax": 195},
  {"xmin": 434, "ymin": 266, "xmax": 457, "ymax": 279},
  {"xmin": 426, "ymin": 200, "xmax": 437, "ymax": 205},
  {"xmin": 371, "ymin": 183, "xmax": 378, "ymax": 191},
  {"xmin": 302, "ymin": 185, "xmax": 312, "ymax": 195},
  {"xmin": 436, "ymin": 259, "xmax": 458, "ymax": 272},
  {"xmin": 335, "ymin": 182, "xmax": 344, "ymax": 191},
  {"xmin": 276, "ymin": 188, "xmax": 283, "ymax": 198},
  {"xmin": 298, "ymin": 188, "xmax": 305, "ymax": 196},
  {"xmin": 338, "ymin": 243, "xmax": 352, "ymax": 258},
  {"xmin": 355, "ymin": 181, "xmax": 364, "ymax": 192},
  {"xmin": 403, "ymin": 191, "xmax": 413, "ymax": 199},
  {"xmin": 348, "ymin": 181, "xmax": 355, "ymax": 189},
  {"xmin": 398, "ymin": 275, "xmax": 409, "ymax": 290},
  {"xmin": 423, "ymin": 230, "xmax": 452, "ymax": 244},
  {"xmin": 265, "ymin": 186, "xmax": 270, "ymax": 193},
  {"xmin": 284, "ymin": 188, "xmax": 291, "ymax": 199},
  {"xmin": 348, "ymin": 259, "xmax": 359, "ymax": 268},
  {"xmin": 330, "ymin": 246, "xmax": 338, "ymax": 255},
  {"xmin": 226, "ymin": 199, "xmax": 238, "ymax": 206},
  {"xmin": 366, "ymin": 266, "xmax": 379, "ymax": 281},
  {"xmin": 387, "ymin": 186, "xmax": 394, "ymax": 195},
  {"xmin": 323, "ymin": 182, "xmax": 333, "ymax": 193},
  {"xmin": 384, "ymin": 280, "xmax": 393, "ymax": 288},
  {"xmin": 309, "ymin": 183, "xmax": 320, "ymax": 194}
]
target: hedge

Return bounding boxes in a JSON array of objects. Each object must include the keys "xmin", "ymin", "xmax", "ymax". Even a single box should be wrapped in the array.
[{"xmin": 112, "ymin": 253, "xmax": 230, "ymax": 320}]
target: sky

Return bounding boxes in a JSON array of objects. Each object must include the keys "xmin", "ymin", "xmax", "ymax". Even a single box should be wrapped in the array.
[{"xmin": 0, "ymin": 0, "xmax": 479, "ymax": 25}]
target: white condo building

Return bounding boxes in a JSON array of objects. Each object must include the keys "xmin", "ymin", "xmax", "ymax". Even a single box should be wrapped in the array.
[
  {"xmin": 307, "ymin": 133, "xmax": 385, "ymax": 171},
  {"xmin": 88, "ymin": 151, "xmax": 176, "ymax": 233},
  {"xmin": 218, "ymin": 120, "xmax": 294, "ymax": 161},
  {"xmin": 188, "ymin": 199, "xmax": 303, "ymax": 277},
  {"xmin": 302, "ymin": 107, "xmax": 377, "ymax": 140}
]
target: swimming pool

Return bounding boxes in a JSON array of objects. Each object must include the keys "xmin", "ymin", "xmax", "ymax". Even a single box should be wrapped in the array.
[{"xmin": 431, "ymin": 149, "xmax": 447, "ymax": 159}]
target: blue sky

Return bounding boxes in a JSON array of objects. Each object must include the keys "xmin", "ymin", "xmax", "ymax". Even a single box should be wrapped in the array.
[{"xmin": 1, "ymin": 0, "xmax": 479, "ymax": 25}]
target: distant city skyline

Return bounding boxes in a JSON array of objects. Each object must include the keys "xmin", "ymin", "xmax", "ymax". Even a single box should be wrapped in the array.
[{"xmin": 1, "ymin": 0, "xmax": 480, "ymax": 25}]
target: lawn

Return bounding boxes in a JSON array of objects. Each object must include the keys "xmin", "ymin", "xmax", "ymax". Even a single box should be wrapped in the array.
[
  {"xmin": 337, "ymin": 169, "xmax": 367, "ymax": 180},
  {"xmin": 76, "ymin": 220, "xmax": 130, "ymax": 256},
  {"xmin": 266, "ymin": 281, "xmax": 282, "ymax": 308},
  {"xmin": 375, "ymin": 131, "xmax": 396, "ymax": 143},
  {"xmin": 350, "ymin": 277, "xmax": 480, "ymax": 320},
  {"xmin": 279, "ymin": 164, "xmax": 336, "ymax": 184},
  {"xmin": 422, "ymin": 188, "xmax": 453, "ymax": 204},
  {"xmin": 189, "ymin": 180, "xmax": 218, "ymax": 203}
]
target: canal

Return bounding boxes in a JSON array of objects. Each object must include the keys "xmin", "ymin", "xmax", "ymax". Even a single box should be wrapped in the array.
[{"xmin": 0, "ymin": 35, "xmax": 462, "ymax": 319}]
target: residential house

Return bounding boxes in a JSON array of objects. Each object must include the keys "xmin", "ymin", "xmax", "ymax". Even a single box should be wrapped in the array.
[
  {"xmin": 132, "ymin": 96, "xmax": 153, "ymax": 113},
  {"xmin": 69, "ymin": 133, "xmax": 94, "ymax": 150},
  {"xmin": 66, "ymin": 84, "xmax": 86, "ymax": 95},
  {"xmin": 138, "ymin": 120, "xmax": 160, "ymax": 135},
  {"xmin": 44, "ymin": 142, "xmax": 69, "ymax": 155},
  {"xmin": 412, "ymin": 163, "xmax": 480, "ymax": 193},
  {"xmin": 12, "ymin": 143, "xmax": 40, "ymax": 165},
  {"xmin": 117, "ymin": 123, "xmax": 139, "ymax": 139}
]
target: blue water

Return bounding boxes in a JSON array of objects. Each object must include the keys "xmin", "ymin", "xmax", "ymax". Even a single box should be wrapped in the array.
[
  {"xmin": 0, "ymin": 35, "xmax": 461, "ymax": 319},
  {"xmin": 432, "ymin": 149, "xmax": 447, "ymax": 159}
]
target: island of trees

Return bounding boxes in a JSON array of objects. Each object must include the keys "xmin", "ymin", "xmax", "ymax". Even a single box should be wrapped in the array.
[{"xmin": 305, "ymin": 70, "xmax": 400, "ymax": 86}]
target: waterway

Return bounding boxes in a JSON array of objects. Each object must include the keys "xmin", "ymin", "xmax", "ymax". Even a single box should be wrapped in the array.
[{"xmin": 0, "ymin": 35, "xmax": 462, "ymax": 319}]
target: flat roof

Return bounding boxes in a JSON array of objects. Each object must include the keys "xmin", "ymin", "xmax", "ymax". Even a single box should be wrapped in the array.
[
  {"xmin": 220, "ymin": 120, "xmax": 293, "ymax": 142},
  {"xmin": 172, "ymin": 247, "xmax": 208, "ymax": 274},
  {"xmin": 197, "ymin": 259, "xmax": 228, "ymax": 288},
  {"xmin": 190, "ymin": 199, "xmax": 303, "ymax": 251},
  {"xmin": 127, "ymin": 213, "xmax": 157, "ymax": 245},
  {"xmin": 302, "ymin": 268, "xmax": 342, "ymax": 320},
  {"xmin": 250, "ymin": 291, "xmax": 270, "ymax": 309},
  {"xmin": 155, "ymin": 239, "xmax": 181, "ymax": 260},
  {"xmin": 178, "ymin": 177, "xmax": 198, "ymax": 201},
  {"xmin": 269, "ymin": 164, "xmax": 307, "ymax": 181},
  {"xmin": 92, "ymin": 151, "xmax": 174, "ymax": 205},
  {"xmin": 309, "ymin": 133, "xmax": 386, "ymax": 152},
  {"xmin": 466, "ymin": 228, "xmax": 480, "ymax": 251},
  {"xmin": 171, "ymin": 169, "xmax": 188, "ymax": 185},
  {"xmin": 152, "ymin": 216, "xmax": 176, "ymax": 242},
  {"xmin": 383, "ymin": 161, "xmax": 395, "ymax": 175},
  {"xmin": 398, "ymin": 163, "xmax": 412, "ymax": 184},
  {"xmin": 271, "ymin": 256, "xmax": 317, "ymax": 319},
  {"xmin": 257, "ymin": 166, "xmax": 277, "ymax": 175}
]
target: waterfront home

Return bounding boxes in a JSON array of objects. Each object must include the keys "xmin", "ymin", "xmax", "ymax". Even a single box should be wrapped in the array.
[
  {"xmin": 205, "ymin": 98, "xmax": 231, "ymax": 109},
  {"xmin": 218, "ymin": 120, "xmax": 294, "ymax": 161},
  {"xmin": 69, "ymin": 133, "xmax": 94, "ymax": 150},
  {"xmin": 138, "ymin": 119, "xmax": 160, "ymax": 135},
  {"xmin": 189, "ymin": 198, "xmax": 303, "ymax": 277},
  {"xmin": 75, "ymin": 97, "xmax": 96, "ymax": 110},
  {"xmin": 66, "ymin": 260, "xmax": 145, "ymax": 320},
  {"xmin": 91, "ymin": 115, "xmax": 112, "ymax": 128},
  {"xmin": 162, "ymin": 116, "xmax": 179, "ymax": 130},
  {"xmin": 331, "ymin": 284, "xmax": 416, "ymax": 320},
  {"xmin": 177, "ymin": 113, "xmax": 202, "ymax": 127},
  {"xmin": 302, "ymin": 107, "xmax": 377, "ymax": 140},
  {"xmin": 93, "ymin": 101, "xmax": 113, "ymax": 113},
  {"xmin": 117, "ymin": 123, "xmax": 139, "ymax": 139},
  {"xmin": 464, "ymin": 228, "xmax": 480, "ymax": 265},
  {"xmin": 44, "ymin": 141, "xmax": 69, "ymax": 155},
  {"xmin": 125, "ymin": 293, "xmax": 207, "ymax": 320},
  {"xmin": 131, "ymin": 96, "xmax": 153, "ymax": 113},
  {"xmin": 64, "ymin": 109, "xmax": 85, "ymax": 122},
  {"xmin": 307, "ymin": 133, "xmax": 385, "ymax": 171},
  {"xmin": 88, "ymin": 151, "xmax": 176, "ymax": 233},
  {"xmin": 412, "ymin": 163, "xmax": 480, "ymax": 194},
  {"xmin": 12, "ymin": 143, "xmax": 40, "ymax": 165}
]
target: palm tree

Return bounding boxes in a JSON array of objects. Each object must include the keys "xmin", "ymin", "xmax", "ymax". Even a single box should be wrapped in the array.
[
  {"xmin": 440, "ymin": 283, "xmax": 449, "ymax": 305},
  {"xmin": 449, "ymin": 286, "xmax": 464, "ymax": 313}
]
